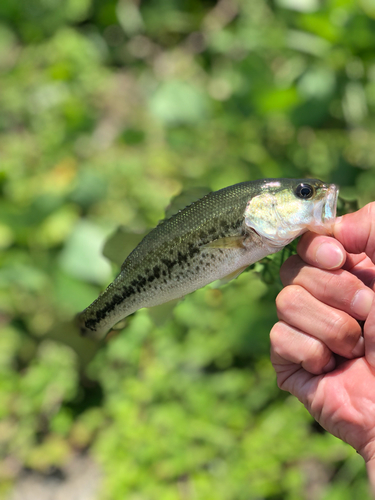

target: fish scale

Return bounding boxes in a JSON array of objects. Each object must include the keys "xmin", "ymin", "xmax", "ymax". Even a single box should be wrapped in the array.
[{"xmin": 78, "ymin": 178, "xmax": 338, "ymax": 340}]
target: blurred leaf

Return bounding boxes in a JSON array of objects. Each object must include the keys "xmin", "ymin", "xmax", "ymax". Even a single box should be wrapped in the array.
[
  {"xmin": 287, "ymin": 29, "xmax": 331, "ymax": 55},
  {"xmin": 276, "ymin": 0, "xmax": 319, "ymax": 12},
  {"xmin": 343, "ymin": 82, "xmax": 368, "ymax": 125},
  {"xmin": 69, "ymin": 169, "xmax": 108, "ymax": 209},
  {"xmin": 117, "ymin": 0, "xmax": 144, "ymax": 35},
  {"xmin": 257, "ymin": 87, "xmax": 301, "ymax": 113},
  {"xmin": 103, "ymin": 226, "xmax": 146, "ymax": 268},
  {"xmin": 298, "ymin": 66, "xmax": 335, "ymax": 99},
  {"xmin": 66, "ymin": 0, "xmax": 91, "ymax": 22},
  {"xmin": 149, "ymin": 80, "xmax": 209, "ymax": 125},
  {"xmin": 59, "ymin": 220, "xmax": 112, "ymax": 285},
  {"xmin": 25, "ymin": 435, "xmax": 71, "ymax": 472}
]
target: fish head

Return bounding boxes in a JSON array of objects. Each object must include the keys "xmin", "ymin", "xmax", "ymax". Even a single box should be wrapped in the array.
[{"xmin": 244, "ymin": 179, "xmax": 339, "ymax": 247}]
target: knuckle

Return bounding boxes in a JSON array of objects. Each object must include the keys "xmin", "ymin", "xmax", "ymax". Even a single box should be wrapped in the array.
[
  {"xmin": 306, "ymin": 337, "xmax": 324, "ymax": 360},
  {"xmin": 269, "ymin": 323, "xmax": 280, "ymax": 345},
  {"xmin": 276, "ymin": 285, "xmax": 306, "ymax": 318},
  {"xmin": 270, "ymin": 323, "xmax": 287, "ymax": 354},
  {"xmin": 331, "ymin": 272, "xmax": 358, "ymax": 301},
  {"xmin": 328, "ymin": 312, "xmax": 347, "ymax": 340},
  {"xmin": 304, "ymin": 339, "xmax": 331, "ymax": 373},
  {"xmin": 327, "ymin": 312, "xmax": 358, "ymax": 346}
]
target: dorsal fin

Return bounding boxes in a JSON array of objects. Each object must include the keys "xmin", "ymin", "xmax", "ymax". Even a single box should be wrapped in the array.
[
  {"xmin": 159, "ymin": 187, "xmax": 212, "ymax": 223},
  {"xmin": 103, "ymin": 226, "xmax": 148, "ymax": 268}
]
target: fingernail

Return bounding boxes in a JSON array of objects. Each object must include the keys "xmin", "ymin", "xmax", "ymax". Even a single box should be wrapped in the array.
[
  {"xmin": 315, "ymin": 242, "xmax": 345, "ymax": 269},
  {"xmin": 323, "ymin": 357, "xmax": 336, "ymax": 373},
  {"xmin": 352, "ymin": 289, "xmax": 374, "ymax": 319},
  {"xmin": 352, "ymin": 336, "xmax": 365, "ymax": 357}
]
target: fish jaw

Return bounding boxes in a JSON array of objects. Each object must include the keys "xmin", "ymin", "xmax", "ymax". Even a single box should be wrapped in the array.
[{"xmin": 307, "ymin": 183, "xmax": 339, "ymax": 235}]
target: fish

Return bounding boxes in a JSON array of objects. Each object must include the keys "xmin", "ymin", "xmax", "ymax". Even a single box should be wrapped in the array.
[{"xmin": 77, "ymin": 178, "xmax": 338, "ymax": 340}]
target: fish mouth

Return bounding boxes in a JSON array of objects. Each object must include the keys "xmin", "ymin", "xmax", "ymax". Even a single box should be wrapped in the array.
[{"xmin": 322, "ymin": 184, "xmax": 339, "ymax": 224}]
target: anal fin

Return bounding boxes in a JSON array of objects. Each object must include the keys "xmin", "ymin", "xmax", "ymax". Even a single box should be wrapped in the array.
[{"xmin": 147, "ymin": 297, "xmax": 183, "ymax": 327}]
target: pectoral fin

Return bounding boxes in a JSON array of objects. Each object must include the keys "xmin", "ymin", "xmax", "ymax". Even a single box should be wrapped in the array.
[{"xmin": 202, "ymin": 236, "xmax": 246, "ymax": 249}]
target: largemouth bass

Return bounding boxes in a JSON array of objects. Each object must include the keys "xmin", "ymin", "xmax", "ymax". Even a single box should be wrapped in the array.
[{"xmin": 78, "ymin": 178, "xmax": 338, "ymax": 340}]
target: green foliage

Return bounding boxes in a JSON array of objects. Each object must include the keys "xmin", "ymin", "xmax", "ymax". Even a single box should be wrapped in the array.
[{"xmin": 1, "ymin": 0, "xmax": 375, "ymax": 498}]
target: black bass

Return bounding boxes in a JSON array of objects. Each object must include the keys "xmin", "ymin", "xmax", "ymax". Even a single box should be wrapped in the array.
[{"xmin": 78, "ymin": 178, "xmax": 338, "ymax": 340}]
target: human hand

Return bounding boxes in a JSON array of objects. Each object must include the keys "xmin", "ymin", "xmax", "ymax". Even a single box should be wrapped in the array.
[{"xmin": 270, "ymin": 203, "xmax": 375, "ymax": 465}]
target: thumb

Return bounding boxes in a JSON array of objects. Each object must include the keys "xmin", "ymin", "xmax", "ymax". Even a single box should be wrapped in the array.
[{"xmin": 333, "ymin": 203, "xmax": 375, "ymax": 262}]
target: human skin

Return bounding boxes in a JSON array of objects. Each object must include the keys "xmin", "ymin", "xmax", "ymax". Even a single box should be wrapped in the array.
[{"xmin": 270, "ymin": 203, "xmax": 375, "ymax": 495}]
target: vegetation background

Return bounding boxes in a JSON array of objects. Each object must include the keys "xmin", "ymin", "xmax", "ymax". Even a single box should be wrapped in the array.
[{"xmin": 1, "ymin": 0, "xmax": 375, "ymax": 498}]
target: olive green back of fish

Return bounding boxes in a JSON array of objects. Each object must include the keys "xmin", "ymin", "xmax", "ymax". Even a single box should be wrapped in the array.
[{"xmin": 124, "ymin": 179, "xmax": 288, "ymax": 265}]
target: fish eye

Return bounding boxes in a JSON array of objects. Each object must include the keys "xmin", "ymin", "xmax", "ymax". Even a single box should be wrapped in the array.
[{"xmin": 295, "ymin": 183, "xmax": 314, "ymax": 199}]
